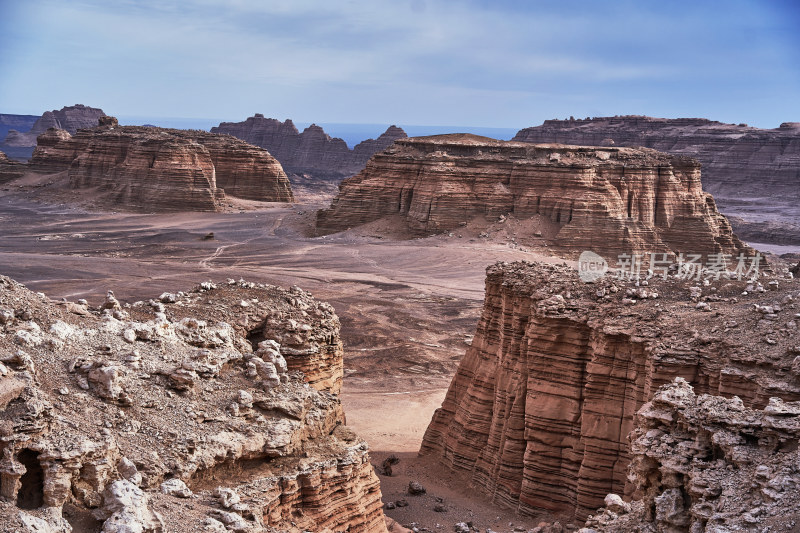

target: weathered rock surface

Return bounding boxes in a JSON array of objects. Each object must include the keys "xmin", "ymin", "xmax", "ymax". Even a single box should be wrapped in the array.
[
  {"xmin": 212, "ymin": 114, "xmax": 407, "ymax": 178},
  {"xmin": 4, "ymin": 105, "xmax": 106, "ymax": 147},
  {"xmin": 421, "ymin": 260, "xmax": 800, "ymax": 521},
  {"xmin": 512, "ymin": 116, "xmax": 800, "ymax": 201},
  {"xmin": 317, "ymin": 134, "xmax": 749, "ymax": 260},
  {"xmin": 29, "ymin": 118, "xmax": 293, "ymax": 211},
  {"xmin": 0, "ymin": 276, "xmax": 386, "ymax": 532},
  {"xmin": 0, "ymin": 151, "xmax": 26, "ymax": 183},
  {"xmin": 582, "ymin": 379, "xmax": 800, "ymax": 532}
]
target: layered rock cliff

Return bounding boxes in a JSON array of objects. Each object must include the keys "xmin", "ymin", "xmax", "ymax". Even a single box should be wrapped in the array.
[
  {"xmin": 582, "ymin": 379, "xmax": 800, "ymax": 532},
  {"xmin": 316, "ymin": 134, "xmax": 749, "ymax": 260},
  {"xmin": 0, "ymin": 151, "xmax": 26, "ymax": 183},
  {"xmin": 29, "ymin": 118, "xmax": 294, "ymax": 211},
  {"xmin": 0, "ymin": 276, "xmax": 386, "ymax": 533},
  {"xmin": 420, "ymin": 260, "xmax": 800, "ymax": 521},
  {"xmin": 3, "ymin": 105, "xmax": 106, "ymax": 147},
  {"xmin": 212, "ymin": 114, "xmax": 407, "ymax": 178},
  {"xmin": 512, "ymin": 116, "xmax": 800, "ymax": 201}
]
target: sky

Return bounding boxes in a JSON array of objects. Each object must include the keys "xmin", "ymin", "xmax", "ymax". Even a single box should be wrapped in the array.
[{"xmin": 1, "ymin": 0, "xmax": 799, "ymax": 130}]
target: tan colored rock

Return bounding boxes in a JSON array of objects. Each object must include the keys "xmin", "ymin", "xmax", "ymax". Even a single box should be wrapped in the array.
[
  {"xmin": 28, "ymin": 119, "xmax": 293, "ymax": 211},
  {"xmin": 421, "ymin": 260, "xmax": 800, "ymax": 521},
  {"xmin": 0, "ymin": 275, "xmax": 385, "ymax": 533},
  {"xmin": 316, "ymin": 135, "xmax": 749, "ymax": 261},
  {"xmin": 584, "ymin": 378, "xmax": 800, "ymax": 532}
]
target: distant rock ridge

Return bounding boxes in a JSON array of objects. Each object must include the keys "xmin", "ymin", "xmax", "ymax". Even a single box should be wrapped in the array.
[
  {"xmin": 316, "ymin": 134, "xmax": 750, "ymax": 261},
  {"xmin": 29, "ymin": 117, "xmax": 293, "ymax": 211},
  {"xmin": 3, "ymin": 104, "xmax": 106, "ymax": 147},
  {"xmin": 512, "ymin": 115, "xmax": 800, "ymax": 201},
  {"xmin": 211, "ymin": 114, "xmax": 407, "ymax": 178}
]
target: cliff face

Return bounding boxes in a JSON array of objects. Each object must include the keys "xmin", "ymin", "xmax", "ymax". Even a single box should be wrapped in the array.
[
  {"xmin": 0, "ymin": 151, "xmax": 26, "ymax": 183},
  {"xmin": 212, "ymin": 114, "xmax": 407, "ymax": 178},
  {"xmin": 583, "ymin": 379, "xmax": 800, "ymax": 532},
  {"xmin": 29, "ymin": 119, "xmax": 294, "ymax": 211},
  {"xmin": 420, "ymin": 261, "xmax": 800, "ymax": 521},
  {"xmin": 0, "ymin": 276, "xmax": 386, "ymax": 533},
  {"xmin": 512, "ymin": 116, "xmax": 800, "ymax": 202},
  {"xmin": 3, "ymin": 105, "xmax": 106, "ymax": 147},
  {"xmin": 316, "ymin": 134, "xmax": 748, "ymax": 260}
]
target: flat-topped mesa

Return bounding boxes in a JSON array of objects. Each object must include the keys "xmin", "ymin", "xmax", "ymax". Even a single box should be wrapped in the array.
[
  {"xmin": 0, "ymin": 276, "xmax": 386, "ymax": 532},
  {"xmin": 316, "ymin": 134, "xmax": 748, "ymax": 260},
  {"xmin": 3, "ymin": 104, "xmax": 106, "ymax": 147},
  {"xmin": 212, "ymin": 114, "xmax": 408, "ymax": 178},
  {"xmin": 513, "ymin": 115, "xmax": 800, "ymax": 201},
  {"xmin": 420, "ymin": 260, "xmax": 800, "ymax": 522},
  {"xmin": 29, "ymin": 118, "xmax": 293, "ymax": 211}
]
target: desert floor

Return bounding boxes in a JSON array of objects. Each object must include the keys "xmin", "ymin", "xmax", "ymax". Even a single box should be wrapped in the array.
[{"xmin": 0, "ymin": 189, "xmax": 575, "ymax": 530}]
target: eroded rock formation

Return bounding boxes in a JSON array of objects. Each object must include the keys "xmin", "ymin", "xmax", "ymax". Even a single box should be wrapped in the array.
[
  {"xmin": 212, "ymin": 114, "xmax": 407, "ymax": 178},
  {"xmin": 29, "ymin": 118, "xmax": 294, "ymax": 211},
  {"xmin": 582, "ymin": 379, "xmax": 800, "ymax": 532},
  {"xmin": 316, "ymin": 134, "xmax": 749, "ymax": 260},
  {"xmin": 420, "ymin": 260, "xmax": 800, "ymax": 521},
  {"xmin": 4, "ymin": 105, "xmax": 106, "ymax": 147},
  {"xmin": 0, "ymin": 276, "xmax": 386, "ymax": 532},
  {"xmin": 512, "ymin": 116, "xmax": 800, "ymax": 201},
  {"xmin": 0, "ymin": 151, "xmax": 25, "ymax": 183}
]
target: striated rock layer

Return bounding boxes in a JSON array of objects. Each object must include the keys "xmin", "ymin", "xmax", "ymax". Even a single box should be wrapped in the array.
[
  {"xmin": 0, "ymin": 276, "xmax": 386, "ymax": 533},
  {"xmin": 512, "ymin": 116, "xmax": 800, "ymax": 201},
  {"xmin": 30, "ymin": 118, "xmax": 294, "ymax": 211},
  {"xmin": 0, "ymin": 151, "xmax": 26, "ymax": 183},
  {"xmin": 582, "ymin": 379, "xmax": 800, "ymax": 532},
  {"xmin": 420, "ymin": 260, "xmax": 800, "ymax": 521},
  {"xmin": 212, "ymin": 114, "xmax": 407, "ymax": 178},
  {"xmin": 317, "ymin": 134, "xmax": 748, "ymax": 261},
  {"xmin": 4, "ymin": 105, "xmax": 106, "ymax": 147}
]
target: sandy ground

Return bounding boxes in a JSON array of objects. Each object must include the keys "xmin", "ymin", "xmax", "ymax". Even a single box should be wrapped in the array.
[{"xmin": 0, "ymin": 185, "xmax": 570, "ymax": 530}]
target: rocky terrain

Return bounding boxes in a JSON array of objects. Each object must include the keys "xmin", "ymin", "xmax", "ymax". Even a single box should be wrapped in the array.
[
  {"xmin": 0, "ymin": 274, "xmax": 388, "ymax": 532},
  {"xmin": 579, "ymin": 378, "xmax": 800, "ymax": 532},
  {"xmin": 512, "ymin": 116, "xmax": 800, "ymax": 245},
  {"xmin": 4, "ymin": 105, "xmax": 106, "ymax": 148},
  {"xmin": 421, "ymin": 260, "xmax": 800, "ymax": 522},
  {"xmin": 0, "ymin": 151, "xmax": 26, "ymax": 182},
  {"xmin": 211, "ymin": 115, "xmax": 407, "ymax": 182},
  {"xmin": 28, "ymin": 116, "xmax": 293, "ymax": 211},
  {"xmin": 317, "ymin": 134, "xmax": 749, "ymax": 261}
]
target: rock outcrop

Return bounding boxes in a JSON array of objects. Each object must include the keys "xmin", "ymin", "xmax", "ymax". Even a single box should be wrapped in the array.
[
  {"xmin": 4, "ymin": 105, "xmax": 106, "ymax": 147},
  {"xmin": 582, "ymin": 379, "xmax": 800, "ymax": 532},
  {"xmin": 29, "ymin": 118, "xmax": 294, "ymax": 211},
  {"xmin": 0, "ymin": 151, "xmax": 26, "ymax": 183},
  {"xmin": 316, "ymin": 134, "xmax": 749, "ymax": 261},
  {"xmin": 512, "ymin": 116, "xmax": 800, "ymax": 201},
  {"xmin": 212, "ymin": 114, "xmax": 407, "ymax": 178},
  {"xmin": 420, "ymin": 260, "xmax": 800, "ymax": 521},
  {"xmin": 0, "ymin": 276, "xmax": 386, "ymax": 533}
]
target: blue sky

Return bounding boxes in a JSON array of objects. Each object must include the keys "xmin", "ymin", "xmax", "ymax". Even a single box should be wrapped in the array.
[{"xmin": 1, "ymin": 0, "xmax": 798, "ymax": 129}]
